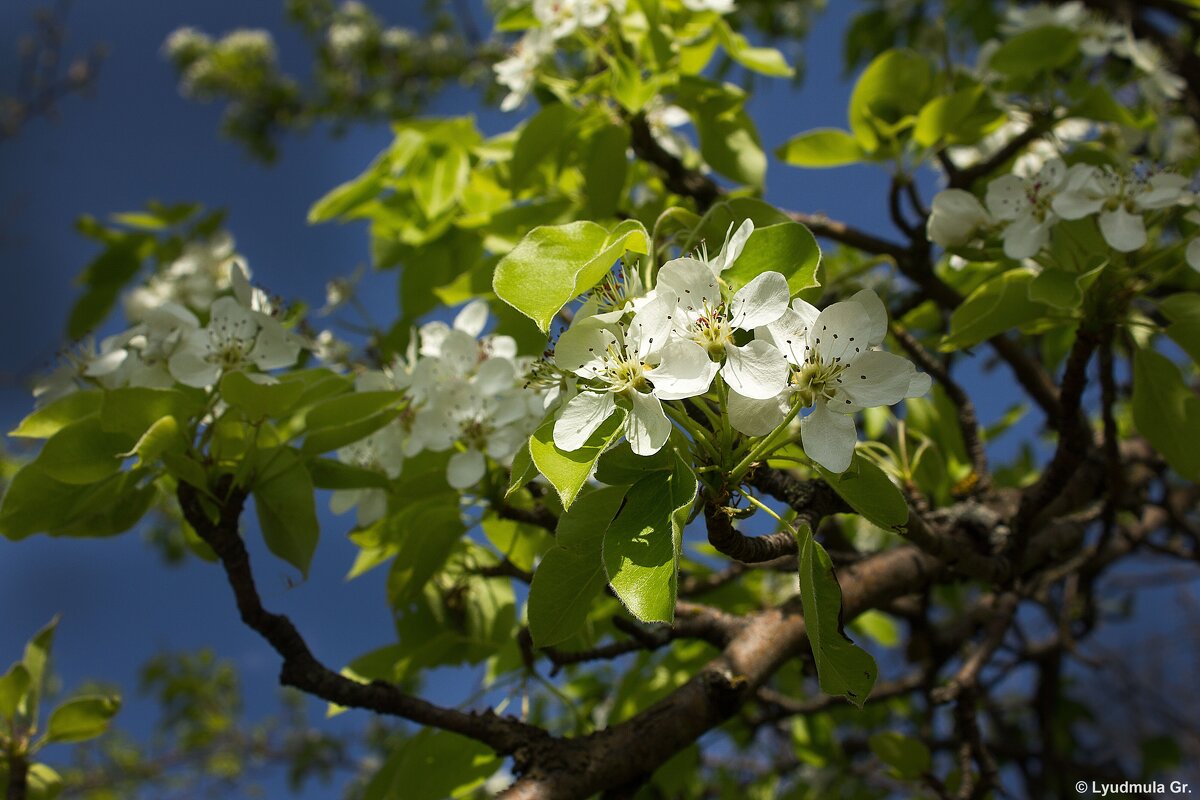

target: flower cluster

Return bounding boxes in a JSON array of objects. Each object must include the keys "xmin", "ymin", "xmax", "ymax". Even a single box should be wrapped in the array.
[
  {"xmin": 544, "ymin": 221, "xmax": 930, "ymax": 472},
  {"xmin": 330, "ymin": 301, "xmax": 547, "ymax": 526},
  {"xmin": 928, "ymin": 160, "xmax": 1199, "ymax": 267},
  {"xmin": 493, "ymin": 0, "xmax": 735, "ymax": 111},
  {"xmin": 36, "ymin": 237, "xmax": 303, "ymax": 402}
]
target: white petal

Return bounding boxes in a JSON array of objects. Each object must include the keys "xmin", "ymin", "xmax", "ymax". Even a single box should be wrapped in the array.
[
  {"xmin": 438, "ymin": 330, "xmax": 480, "ymax": 375},
  {"xmin": 447, "ymin": 449, "xmax": 487, "ymax": 489},
  {"xmin": 985, "ymin": 175, "xmax": 1028, "ymax": 221},
  {"xmin": 721, "ymin": 340, "xmax": 789, "ymax": 399},
  {"xmin": 656, "ymin": 257, "xmax": 722, "ymax": 315},
  {"xmin": 168, "ymin": 347, "xmax": 220, "ymax": 389},
  {"xmin": 419, "ymin": 321, "xmax": 451, "ymax": 357},
  {"xmin": 475, "ymin": 358, "xmax": 515, "ymax": 395},
  {"xmin": 849, "ymin": 289, "xmax": 888, "ymax": 347},
  {"xmin": 84, "ymin": 348, "xmax": 128, "ymax": 377},
  {"xmin": 454, "ymin": 300, "xmax": 490, "ymax": 337},
  {"xmin": 650, "ymin": 339, "xmax": 719, "ymax": 400},
  {"xmin": 1099, "ymin": 208, "xmax": 1147, "ymax": 252},
  {"xmin": 250, "ymin": 320, "xmax": 301, "ymax": 371},
  {"xmin": 906, "ymin": 371, "xmax": 933, "ymax": 398},
  {"xmin": 926, "ymin": 189, "xmax": 990, "ymax": 247},
  {"xmin": 728, "ymin": 271, "xmax": 789, "ymax": 331},
  {"xmin": 761, "ymin": 308, "xmax": 813, "ymax": 366},
  {"xmin": 1137, "ymin": 173, "xmax": 1189, "ymax": 210},
  {"xmin": 728, "ymin": 390, "xmax": 789, "ymax": 436},
  {"xmin": 329, "ymin": 489, "xmax": 360, "ymax": 516},
  {"xmin": 838, "ymin": 350, "xmax": 922, "ymax": 408},
  {"xmin": 1187, "ymin": 239, "xmax": 1200, "ymax": 272},
  {"xmin": 801, "ymin": 400, "xmax": 857, "ymax": 473},
  {"xmin": 356, "ymin": 489, "xmax": 387, "ymax": 527},
  {"xmin": 809, "ymin": 300, "xmax": 874, "ymax": 365},
  {"xmin": 1001, "ymin": 215, "xmax": 1052, "ymax": 259},
  {"xmin": 553, "ymin": 391, "xmax": 616, "ymax": 451},
  {"xmin": 625, "ymin": 391, "xmax": 671, "ymax": 456},
  {"xmin": 790, "ymin": 297, "xmax": 820, "ymax": 330},
  {"xmin": 628, "ymin": 294, "xmax": 675, "ymax": 360},
  {"xmin": 555, "ymin": 321, "xmax": 618, "ymax": 379},
  {"xmin": 231, "ymin": 262, "xmax": 254, "ymax": 308},
  {"xmin": 711, "ymin": 218, "xmax": 754, "ymax": 274}
]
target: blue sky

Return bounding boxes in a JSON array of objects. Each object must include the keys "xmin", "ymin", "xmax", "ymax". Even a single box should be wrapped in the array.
[{"xmin": 2, "ymin": 0, "xmax": 1195, "ymax": 795}]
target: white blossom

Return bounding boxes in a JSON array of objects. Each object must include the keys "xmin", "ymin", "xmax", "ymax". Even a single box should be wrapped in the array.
[
  {"xmin": 494, "ymin": 29, "xmax": 552, "ymax": 112},
  {"xmin": 740, "ymin": 290, "xmax": 931, "ymax": 473},
  {"xmin": 927, "ymin": 189, "xmax": 992, "ymax": 248},
  {"xmin": 168, "ymin": 295, "xmax": 301, "ymax": 388},
  {"xmin": 1052, "ymin": 165, "xmax": 1191, "ymax": 252},
  {"xmin": 985, "ymin": 158, "xmax": 1068, "ymax": 259}
]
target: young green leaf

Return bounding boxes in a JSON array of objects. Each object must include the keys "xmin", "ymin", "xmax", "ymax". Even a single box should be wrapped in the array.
[
  {"xmin": 43, "ymin": 694, "xmax": 121, "ymax": 744},
  {"xmin": 253, "ymin": 447, "xmax": 321, "ymax": 577},
  {"xmin": 797, "ymin": 523, "xmax": 878, "ymax": 707},
  {"xmin": 528, "ymin": 411, "xmax": 626, "ymax": 510}
]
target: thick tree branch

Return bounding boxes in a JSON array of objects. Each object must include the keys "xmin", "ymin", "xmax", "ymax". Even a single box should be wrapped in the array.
[{"xmin": 176, "ymin": 480, "xmax": 545, "ymax": 757}]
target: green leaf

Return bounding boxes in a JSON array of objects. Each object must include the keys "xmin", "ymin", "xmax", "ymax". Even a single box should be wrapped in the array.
[
  {"xmin": 849, "ymin": 49, "xmax": 933, "ymax": 153},
  {"xmin": 1028, "ymin": 267, "xmax": 1084, "ymax": 309},
  {"xmin": 914, "ymin": 85, "xmax": 999, "ymax": 148},
  {"xmin": 362, "ymin": 730, "xmax": 497, "ymax": 800},
  {"xmin": 302, "ymin": 391, "xmax": 405, "ymax": 454},
  {"xmin": 35, "ymin": 417, "xmax": 131, "ymax": 485},
  {"xmin": 1166, "ymin": 319, "xmax": 1200, "ymax": 364},
  {"xmin": 527, "ymin": 485, "xmax": 629, "ymax": 647},
  {"xmin": 778, "ymin": 129, "xmax": 864, "ymax": 168},
  {"xmin": 386, "ymin": 501, "xmax": 465, "ymax": 606},
  {"xmin": 412, "ymin": 146, "xmax": 470, "ymax": 219},
  {"xmin": 127, "ymin": 416, "xmax": 188, "ymax": 466},
  {"xmin": 716, "ymin": 19, "xmax": 793, "ymax": 77},
  {"xmin": 528, "ymin": 411, "xmax": 626, "ymax": 510},
  {"xmin": 43, "ymin": 695, "xmax": 121, "ymax": 744},
  {"xmin": 19, "ymin": 616, "xmax": 59, "ymax": 726},
  {"xmin": 253, "ymin": 448, "xmax": 320, "ymax": 576},
  {"xmin": 99, "ymin": 387, "xmax": 204, "ymax": 437},
  {"xmin": 308, "ymin": 152, "xmax": 387, "ymax": 223},
  {"xmin": 868, "ymin": 731, "xmax": 932, "ymax": 779},
  {"xmin": 68, "ymin": 238, "xmax": 146, "ymax": 339},
  {"xmin": 818, "ymin": 455, "xmax": 909, "ymax": 532},
  {"xmin": 724, "ymin": 219, "xmax": 822, "ymax": 296},
  {"xmin": 942, "ymin": 268, "xmax": 1044, "ymax": 351},
  {"xmin": 602, "ymin": 451, "xmax": 696, "ymax": 623},
  {"xmin": 10, "ymin": 391, "xmax": 102, "ymax": 439},
  {"xmin": 1131, "ymin": 348, "xmax": 1200, "ymax": 480},
  {"xmin": 493, "ymin": 219, "xmax": 650, "ymax": 332},
  {"xmin": 25, "ymin": 763, "xmax": 63, "ymax": 800},
  {"xmin": 505, "ymin": 440, "xmax": 536, "ymax": 499},
  {"xmin": 307, "ymin": 458, "xmax": 392, "ymax": 489},
  {"xmin": 583, "ymin": 123, "xmax": 630, "ymax": 218},
  {"xmin": 0, "ymin": 466, "xmax": 93, "ymax": 539},
  {"xmin": 0, "ymin": 663, "xmax": 30, "ymax": 721},
  {"xmin": 987, "ymin": 26, "xmax": 1079, "ymax": 77},
  {"xmin": 511, "ymin": 104, "xmax": 575, "ymax": 195},
  {"xmin": 220, "ymin": 371, "xmax": 306, "ymax": 419},
  {"xmin": 796, "ymin": 524, "xmax": 878, "ymax": 707},
  {"xmin": 1160, "ymin": 292, "xmax": 1200, "ymax": 323}
]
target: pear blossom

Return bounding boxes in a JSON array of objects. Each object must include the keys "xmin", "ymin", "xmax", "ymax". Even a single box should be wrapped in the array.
[
  {"xmin": 551, "ymin": 304, "xmax": 715, "ymax": 456},
  {"xmin": 124, "ymin": 232, "xmax": 243, "ymax": 320},
  {"xmin": 168, "ymin": 295, "xmax": 301, "ymax": 388},
  {"xmin": 1052, "ymin": 165, "xmax": 1191, "ymax": 252},
  {"xmin": 651, "ymin": 256, "xmax": 791, "ymax": 400},
  {"xmin": 645, "ymin": 99, "xmax": 691, "ymax": 159},
  {"xmin": 740, "ymin": 290, "xmax": 931, "ymax": 473},
  {"xmin": 985, "ymin": 159, "xmax": 1068, "ymax": 259},
  {"xmin": 494, "ymin": 29, "xmax": 552, "ymax": 112},
  {"xmin": 681, "ymin": 0, "xmax": 736, "ymax": 13},
  {"xmin": 927, "ymin": 189, "xmax": 992, "ymax": 248},
  {"xmin": 330, "ymin": 424, "xmax": 407, "ymax": 527}
]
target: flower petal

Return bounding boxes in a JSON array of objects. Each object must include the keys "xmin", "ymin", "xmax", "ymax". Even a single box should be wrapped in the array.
[
  {"xmin": 985, "ymin": 175, "xmax": 1028, "ymax": 221},
  {"xmin": 553, "ymin": 390, "xmax": 616, "ymax": 451},
  {"xmin": 809, "ymin": 299, "xmax": 873, "ymax": 365},
  {"xmin": 625, "ymin": 391, "xmax": 671, "ymax": 456},
  {"xmin": 250, "ymin": 320, "xmax": 301, "ymax": 371},
  {"xmin": 475, "ymin": 358, "xmax": 516, "ymax": 395},
  {"xmin": 628, "ymin": 293, "xmax": 675, "ymax": 360},
  {"xmin": 761, "ymin": 307, "xmax": 813, "ymax": 366},
  {"xmin": 1001, "ymin": 215, "xmax": 1052, "ymax": 259},
  {"xmin": 849, "ymin": 289, "xmax": 888, "ymax": 347},
  {"xmin": 454, "ymin": 299, "xmax": 490, "ymax": 336},
  {"xmin": 838, "ymin": 350, "xmax": 923, "ymax": 408},
  {"xmin": 1099, "ymin": 208, "xmax": 1147, "ymax": 252},
  {"xmin": 650, "ymin": 339, "xmax": 719, "ymax": 400},
  {"xmin": 656, "ymin": 257, "xmax": 722, "ymax": 316},
  {"xmin": 721, "ymin": 340, "xmax": 789, "ymax": 399},
  {"xmin": 728, "ymin": 390, "xmax": 789, "ymax": 436},
  {"xmin": 447, "ymin": 449, "xmax": 487, "ymax": 489},
  {"xmin": 711, "ymin": 218, "xmax": 754, "ymax": 275},
  {"xmin": 728, "ymin": 271, "xmax": 789, "ymax": 331},
  {"xmin": 555, "ymin": 322, "xmax": 618, "ymax": 379},
  {"xmin": 801, "ymin": 400, "xmax": 857, "ymax": 473}
]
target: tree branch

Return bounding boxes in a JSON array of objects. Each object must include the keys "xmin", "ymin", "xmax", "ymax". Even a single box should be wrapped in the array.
[{"xmin": 176, "ymin": 479, "xmax": 545, "ymax": 757}]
